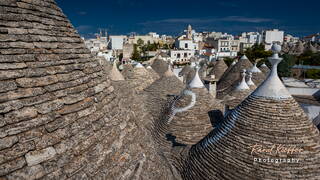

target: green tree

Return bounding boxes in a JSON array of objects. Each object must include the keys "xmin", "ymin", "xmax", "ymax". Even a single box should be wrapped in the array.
[
  {"xmin": 223, "ymin": 57, "xmax": 235, "ymax": 67},
  {"xmin": 278, "ymin": 54, "xmax": 297, "ymax": 78},
  {"xmin": 245, "ymin": 44, "xmax": 272, "ymax": 63},
  {"xmin": 298, "ymin": 52, "xmax": 320, "ymax": 66},
  {"xmin": 162, "ymin": 44, "xmax": 170, "ymax": 49},
  {"xmin": 305, "ymin": 69, "xmax": 320, "ymax": 79},
  {"xmin": 137, "ymin": 38, "xmax": 144, "ymax": 46},
  {"xmin": 131, "ymin": 44, "xmax": 141, "ymax": 61}
]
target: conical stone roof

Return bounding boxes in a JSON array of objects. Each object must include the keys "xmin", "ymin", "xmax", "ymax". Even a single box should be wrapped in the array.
[
  {"xmin": 304, "ymin": 42, "xmax": 318, "ymax": 53},
  {"xmin": 294, "ymin": 41, "xmax": 305, "ymax": 55},
  {"xmin": 259, "ymin": 63, "xmax": 270, "ymax": 75},
  {"xmin": 198, "ymin": 63, "xmax": 208, "ymax": 80},
  {"xmin": 150, "ymin": 69, "xmax": 223, "ymax": 175},
  {"xmin": 0, "ymin": 1, "xmax": 172, "ymax": 179},
  {"xmin": 121, "ymin": 64, "xmax": 134, "ymax": 79},
  {"xmin": 315, "ymin": 43, "xmax": 320, "ymax": 51},
  {"xmin": 180, "ymin": 44, "xmax": 320, "ymax": 180},
  {"xmin": 146, "ymin": 65, "xmax": 160, "ymax": 81},
  {"xmin": 128, "ymin": 65, "xmax": 156, "ymax": 92},
  {"xmin": 209, "ymin": 59, "xmax": 228, "ymax": 80},
  {"xmin": 164, "ymin": 69, "xmax": 224, "ymax": 145},
  {"xmin": 166, "ymin": 87, "xmax": 224, "ymax": 145},
  {"xmin": 151, "ymin": 58, "xmax": 169, "ymax": 76},
  {"xmin": 144, "ymin": 70, "xmax": 184, "ymax": 122},
  {"xmin": 109, "ymin": 61, "xmax": 125, "ymax": 81},
  {"xmin": 217, "ymin": 55, "xmax": 253, "ymax": 98},
  {"xmin": 282, "ymin": 43, "xmax": 290, "ymax": 53},
  {"xmin": 179, "ymin": 65, "xmax": 196, "ymax": 84}
]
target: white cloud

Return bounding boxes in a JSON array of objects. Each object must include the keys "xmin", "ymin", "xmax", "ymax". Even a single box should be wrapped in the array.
[{"xmin": 141, "ymin": 16, "xmax": 274, "ymax": 25}]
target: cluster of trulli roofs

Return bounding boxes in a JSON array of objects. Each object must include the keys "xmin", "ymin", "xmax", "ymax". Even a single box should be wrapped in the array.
[
  {"xmin": 1, "ymin": 1, "xmax": 320, "ymax": 180},
  {"xmin": 282, "ymin": 41, "xmax": 320, "ymax": 55}
]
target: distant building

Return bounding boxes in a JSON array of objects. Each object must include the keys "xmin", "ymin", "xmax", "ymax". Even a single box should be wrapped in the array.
[
  {"xmin": 207, "ymin": 32, "xmax": 228, "ymax": 39},
  {"xmin": 170, "ymin": 49, "xmax": 195, "ymax": 64},
  {"xmin": 97, "ymin": 50, "xmax": 114, "ymax": 61},
  {"xmin": 109, "ymin": 35, "xmax": 127, "ymax": 50},
  {"xmin": 175, "ymin": 25, "xmax": 199, "ymax": 51},
  {"xmin": 262, "ymin": 29, "xmax": 284, "ymax": 50},
  {"xmin": 148, "ymin": 32, "xmax": 160, "ymax": 39},
  {"xmin": 240, "ymin": 42, "xmax": 254, "ymax": 52},
  {"xmin": 84, "ymin": 36, "xmax": 108, "ymax": 52},
  {"xmin": 158, "ymin": 52, "xmax": 171, "ymax": 62},
  {"xmin": 123, "ymin": 43, "xmax": 134, "ymax": 59},
  {"xmin": 304, "ymin": 33, "xmax": 320, "ymax": 42},
  {"xmin": 128, "ymin": 34, "xmax": 160, "ymax": 44},
  {"xmin": 237, "ymin": 32, "xmax": 263, "ymax": 52},
  {"xmin": 284, "ymin": 34, "xmax": 299, "ymax": 44},
  {"xmin": 209, "ymin": 37, "xmax": 239, "ymax": 57},
  {"xmin": 175, "ymin": 38, "xmax": 198, "ymax": 50}
]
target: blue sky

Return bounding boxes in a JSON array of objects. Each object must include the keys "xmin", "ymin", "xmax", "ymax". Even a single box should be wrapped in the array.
[{"xmin": 55, "ymin": 0, "xmax": 319, "ymax": 37}]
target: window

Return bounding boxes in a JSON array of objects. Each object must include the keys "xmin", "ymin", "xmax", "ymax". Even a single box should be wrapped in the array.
[
  {"xmin": 177, "ymin": 53, "xmax": 181, "ymax": 58},
  {"xmin": 185, "ymin": 43, "xmax": 188, "ymax": 48},
  {"xmin": 184, "ymin": 53, "xmax": 187, "ymax": 58}
]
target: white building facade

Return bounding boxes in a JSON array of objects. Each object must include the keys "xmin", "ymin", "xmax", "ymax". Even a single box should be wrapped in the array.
[
  {"xmin": 262, "ymin": 29, "xmax": 284, "ymax": 50},
  {"xmin": 170, "ymin": 50, "xmax": 195, "ymax": 64},
  {"xmin": 175, "ymin": 39, "xmax": 199, "ymax": 50},
  {"xmin": 109, "ymin": 35, "xmax": 127, "ymax": 50}
]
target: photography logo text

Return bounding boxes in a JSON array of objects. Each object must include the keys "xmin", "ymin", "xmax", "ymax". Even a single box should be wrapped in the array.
[{"xmin": 249, "ymin": 144, "xmax": 304, "ymax": 164}]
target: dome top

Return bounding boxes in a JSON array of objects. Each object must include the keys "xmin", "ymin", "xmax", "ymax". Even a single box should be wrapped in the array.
[
  {"xmin": 271, "ymin": 43, "xmax": 282, "ymax": 53},
  {"xmin": 135, "ymin": 62, "xmax": 144, "ymax": 68},
  {"xmin": 188, "ymin": 66, "xmax": 205, "ymax": 88},
  {"xmin": 252, "ymin": 44, "xmax": 291, "ymax": 99},
  {"xmin": 249, "ymin": 63, "xmax": 262, "ymax": 73},
  {"xmin": 246, "ymin": 72, "xmax": 255, "ymax": 86},
  {"xmin": 240, "ymin": 55, "xmax": 249, "ymax": 60},
  {"xmin": 235, "ymin": 69, "xmax": 250, "ymax": 91}
]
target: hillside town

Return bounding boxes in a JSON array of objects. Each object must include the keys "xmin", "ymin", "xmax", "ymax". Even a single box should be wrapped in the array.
[{"xmin": 0, "ymin": 0, "xmax": 320, "ymax": 180}]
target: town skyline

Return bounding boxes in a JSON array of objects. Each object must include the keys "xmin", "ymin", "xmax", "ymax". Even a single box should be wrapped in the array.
[{"xmin": 56, "ymin": 0, "xmax": 320, "ymax": 38}]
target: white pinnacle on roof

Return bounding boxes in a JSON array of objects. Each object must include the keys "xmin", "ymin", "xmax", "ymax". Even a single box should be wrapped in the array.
[
  {"xmin": 189, "ymin": 65, "xmax": 205, "ymax": 88},
  {"xmin": 249, "ymin": 63, "xmax": 262, "ymax": 73},
  {"xmin": 135, "ymin": 63, "xmax": 144, "ymax": 68},
  {"xmin": 146, "ymin": 65, "xmax": 152, "ymax": 69},
  {"xmin": 240, "ymin": 55, "xmax": 248, "ymax": 60},
  {"xmin": 252, "ymin": 43, "xmax": 291, "ymax": 99},
  {"xmin": 235, "ymin": 69, "xmax": 250, "ymax": 91},
  {"xmin": 164, "ymin": 64, "xmax": 175, "ymax": 77},
  {"xmin": 231, "ymin": 61, "xmax": 237, "ymax": 66},
  {"xmin": 110, "ymin": 60, "xmax": 124, "ymax": 81},
  {"xmin": 246, "ymin": 72, "xmax": 255, "ymax": 86},
  {"xmin": 261, "ymin": 63, "xmax": 267, "ymax": 67}
]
